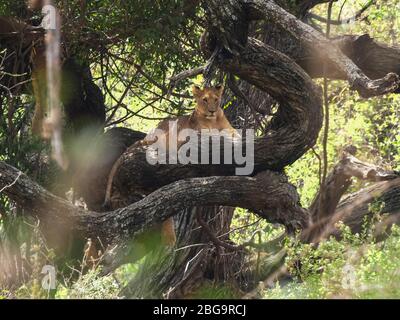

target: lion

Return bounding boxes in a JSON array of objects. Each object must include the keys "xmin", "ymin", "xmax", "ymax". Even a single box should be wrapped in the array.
[{"xmin": 105, "ymin": 84, "xmax": 237, "ymax": 246}]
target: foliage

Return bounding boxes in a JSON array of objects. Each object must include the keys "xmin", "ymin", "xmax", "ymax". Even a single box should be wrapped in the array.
[
  {"xmin": 0, "ymin": 0, "xmax": 400, "ymax": 299},
  {"xmin": 56, "ymin": 269, "xmax": 120, "ymax": 299},
  {"xmin": 266, "ymin": 225, "xmax": 400, "ymax": 299}
]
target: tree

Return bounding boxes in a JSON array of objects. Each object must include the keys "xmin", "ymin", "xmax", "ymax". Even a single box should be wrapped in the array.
[{"xmin": 0, "ymin": 0, "xmax": 399, "ymax": 297}]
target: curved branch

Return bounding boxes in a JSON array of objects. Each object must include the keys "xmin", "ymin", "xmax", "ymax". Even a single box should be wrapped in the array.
[
  {"xmin": 310, "ymin": 150, "xmax": 399, "ymax": 222},
  {"xmin": 245, "ymin": 0, "xmax": 399, "ymax": 97},
  {"xmin": 301, "ymin": 149, "xmax": 400, "ymax": 242},
  {"xmin": 107, "ymin": 0, "xmax": 324, "ymax": 202},
  {"xmin": 0, "ymin": 161, "xmax": 309, "ymax": 244},
  {"xmin": 303, "ymin": 178, "xmax": 400, "ymax": 243},
  {"xmin": 108, "ymin": 37, "xmax": 323, "ymax": 200}
]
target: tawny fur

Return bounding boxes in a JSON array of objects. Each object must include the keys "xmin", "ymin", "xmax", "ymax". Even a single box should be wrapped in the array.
[{"xmin": 104, "ymin": 85, "xmax": 237, "ymax": 246}]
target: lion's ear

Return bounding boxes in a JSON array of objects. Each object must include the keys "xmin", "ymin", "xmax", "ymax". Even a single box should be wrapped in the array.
[
  {"xmin": 192, "ymin": 85, "xmax": 202, "ymax": 98},
  {"xmin": 214, "ymin": 84, "xmax": 224, "ymax": 96}
]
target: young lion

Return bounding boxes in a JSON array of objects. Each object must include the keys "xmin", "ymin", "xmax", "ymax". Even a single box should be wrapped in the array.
[
  {"xmin": 105, "ymin": 85, "xmax": 237, "ymax": 246},
  {"xmin": 154, "ymin": 85, "xmax": 236, "ymax": 138}
]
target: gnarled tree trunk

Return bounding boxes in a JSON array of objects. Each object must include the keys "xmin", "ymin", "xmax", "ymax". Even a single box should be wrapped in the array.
[{"xmin": 1, "ymin": 0, "xmax": 400, "ymax": 297}]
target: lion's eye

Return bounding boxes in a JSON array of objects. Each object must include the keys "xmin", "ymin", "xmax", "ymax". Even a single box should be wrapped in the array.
[{"xmin": 203, "ymin": 98, "xmax": 208, "ymax": 103}]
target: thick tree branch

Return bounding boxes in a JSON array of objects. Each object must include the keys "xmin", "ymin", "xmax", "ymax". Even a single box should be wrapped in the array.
[
  {"xmin": 108, "ymin": 37, "xmax": 323, "ymax": 201},
  {"xmin": 328, "ymin": 35, "xmax": 400, "ymax": 83},
  {"xmin": 310, "ymin": 150, "xmax": 399, "ymax": 223},
  {"xmin": 303, "ymin": 178, "xmax": 400, "ymax": 243},
  {"xmin": 0, "ymin": 161, "xmax": 309, "ymax": 244},
  {"xmin": 289, "ymin": 34, "xmax": 400, "ymax": 87},
  {"xmin": 245, "ymin": 0, "xmax": 400, "ymax": 97},
  {"xmin": 300, "ymin": 149, "xmax": 400, "ymax": 242}
]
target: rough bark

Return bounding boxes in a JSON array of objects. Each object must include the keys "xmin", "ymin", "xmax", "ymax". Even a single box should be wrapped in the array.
[
  {"xmin": 2, "ymin": 0, "xmax": 400, "ymax": 297},
  {"xmin": 303, "ymin": 178, "xmax": 400, "ymax": 243},
  {"xmin": 341, "ymin": 181, "xmax": 400, "ymax": 241},
  {"xmin": 0, "ymin": 161, "xmax": 308, "ymax": 243},
  {"xmin": 107, "ymin": 0, "xmax": 400, "ymax": 204},
  {"xmin": 120, "ymin": 206, "xmax": 243, "ymax": 298},
  {"xmin": 309, "ymin": 150, "xmax": 399, "ymax": 223},
  {"xmin": 299, "ymin": 35, "xmax": 400, "ymax": 87},
  {"xmin": 245, "ymin": 0, "xmax": 399, "ymax": 98},
  {"xmin": 107, "ymin": 36, "xmax": 323, "ymax": 202}
]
